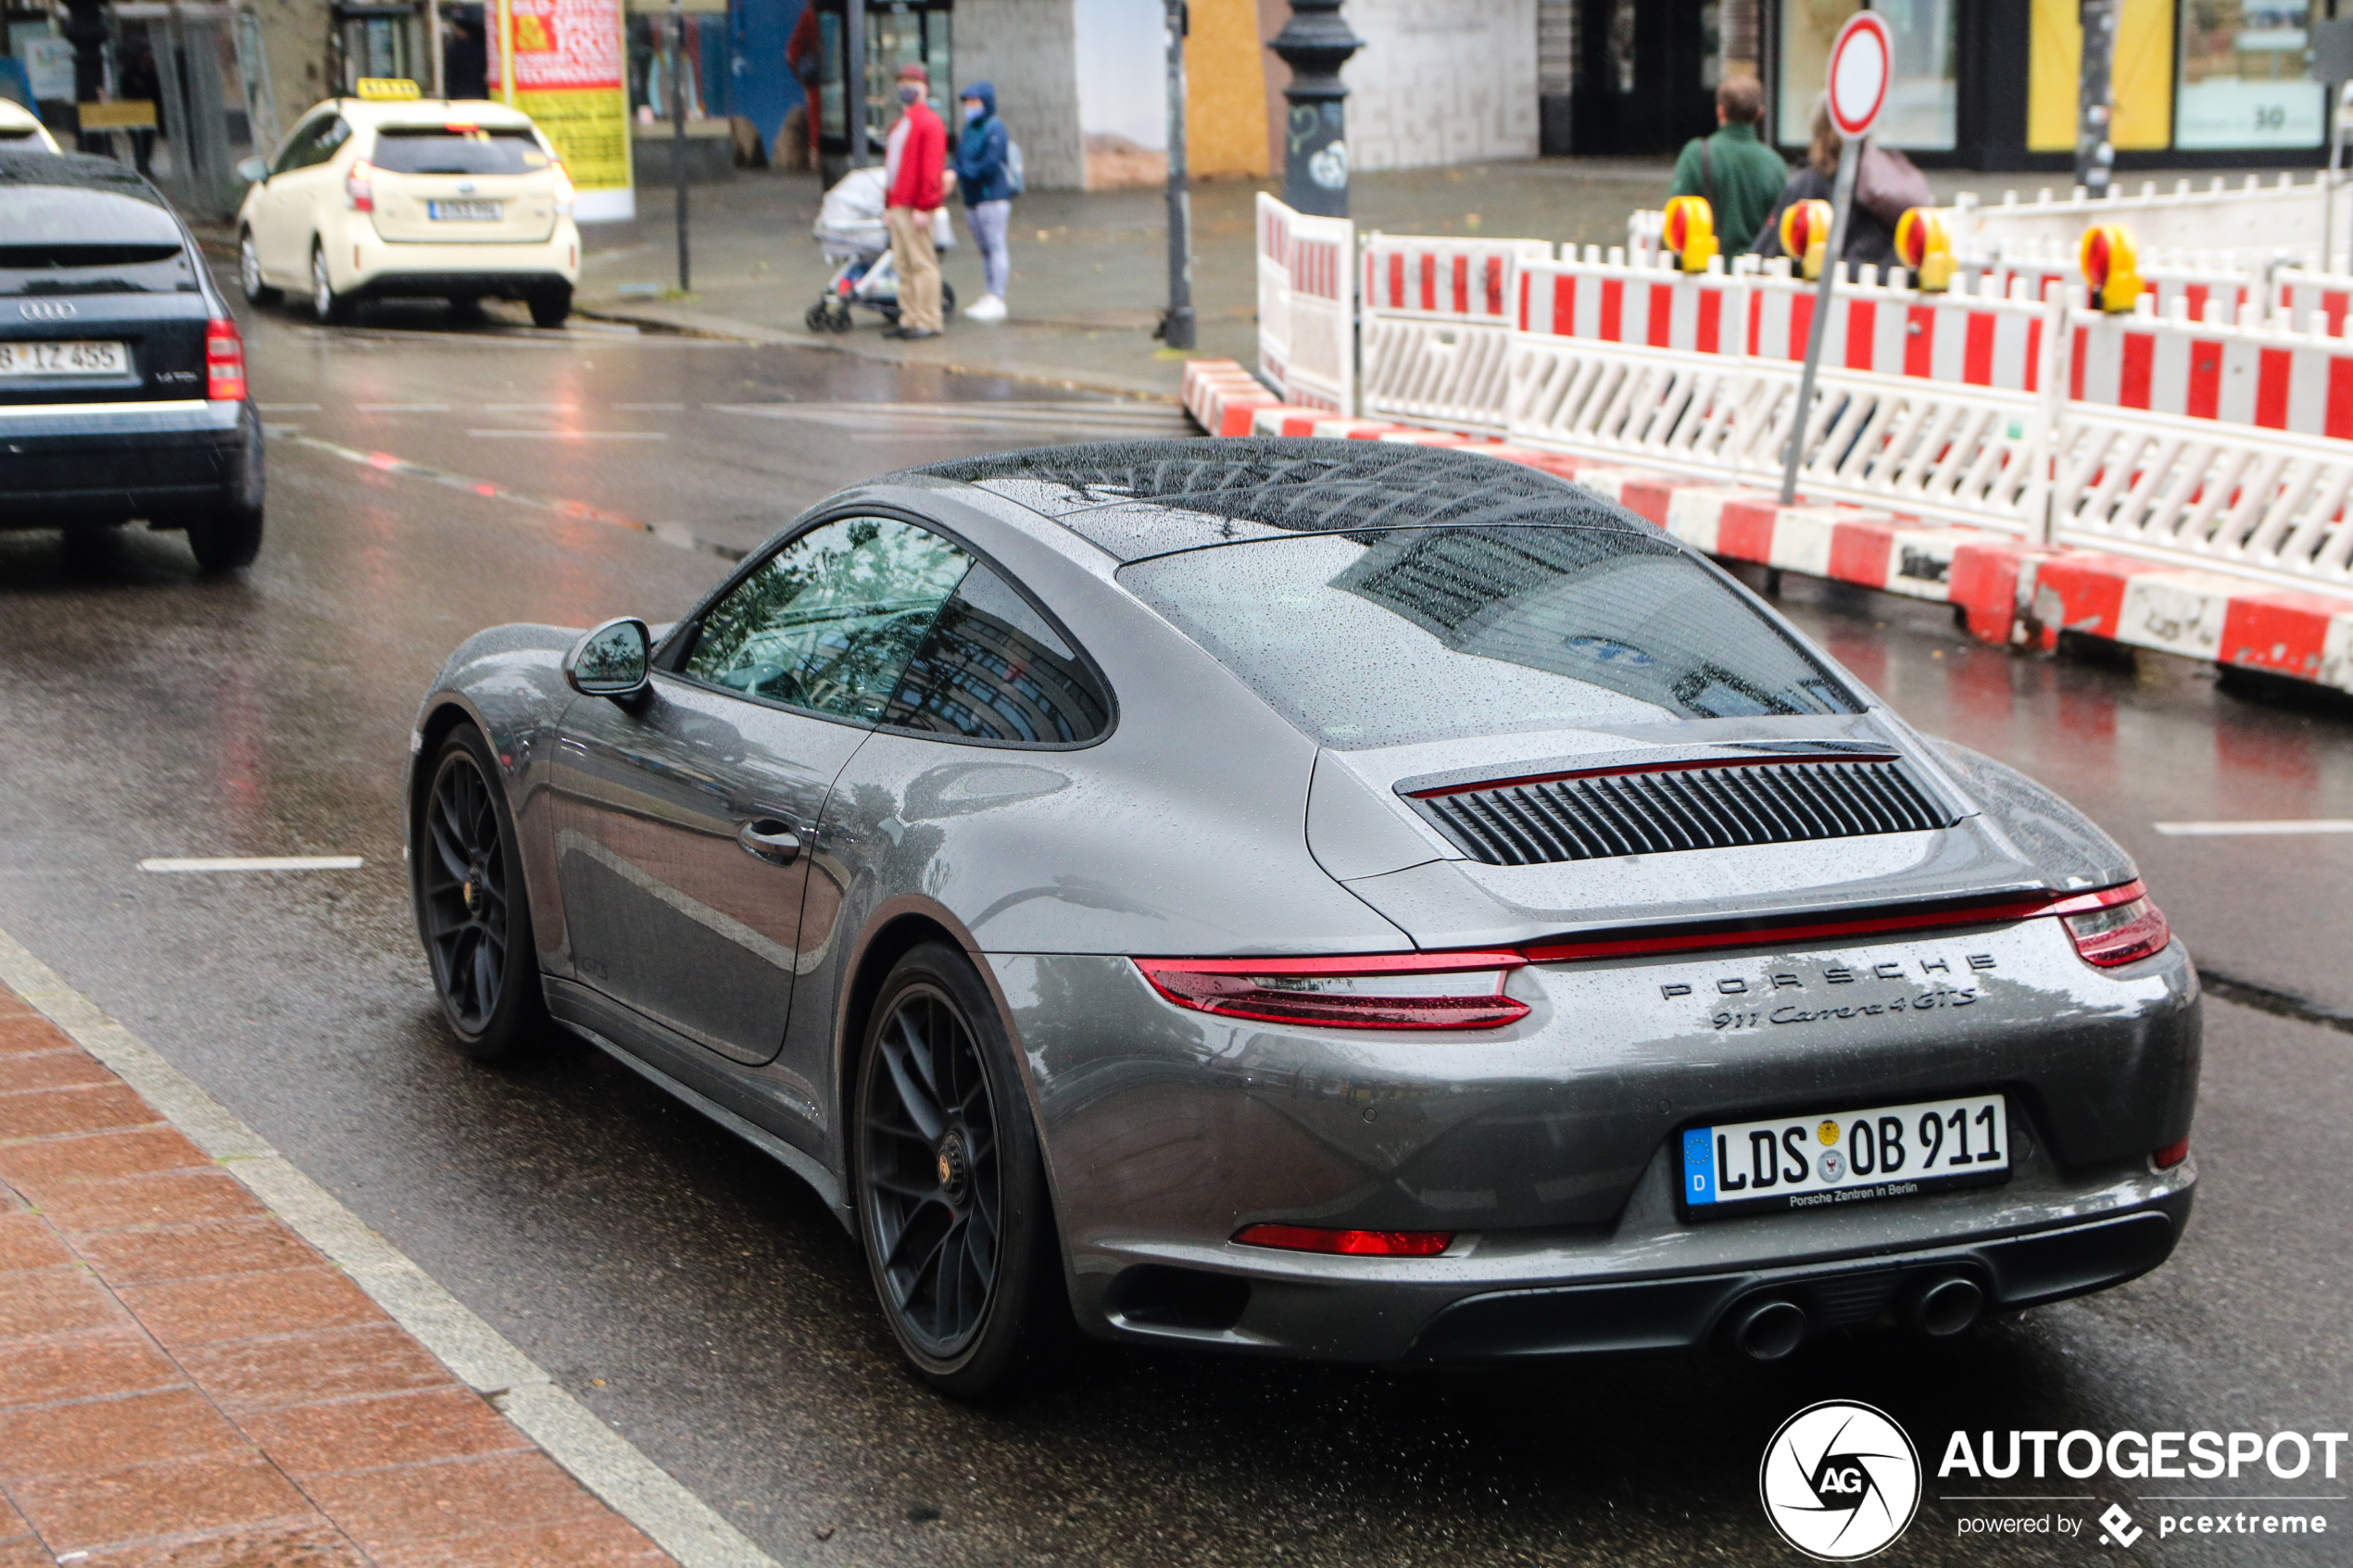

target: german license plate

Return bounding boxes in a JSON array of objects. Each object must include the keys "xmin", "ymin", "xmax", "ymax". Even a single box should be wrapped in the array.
[
  {"xmin": 1680, "ymin": 1093, "xmax": 2011, "ymax": 1219},
  {"xmin": 0, "ymin": 340, "xmax": 128, "ymax": 376},
  {"xmin": 429, "ymin": 199, "xmax": 502, "ymax": 221}
]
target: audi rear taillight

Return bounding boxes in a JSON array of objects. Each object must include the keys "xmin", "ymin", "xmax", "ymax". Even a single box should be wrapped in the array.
[
  {"xmin": 205, "ymin": 318, "xmax": 245, "ymax": 401},
  {"xmin": 345, "ymin": 158, "xmax": 374, "ymax": 211},
  {"xmin": 2055, "ymin": 881, "xmax": 2171, "ymax": 968},
  {"xmin": 1234, "ymin": 1223, "xmax": 1454, "ymax": 1257},
  {"xmin": 1134, "ymin": 952, "xmax": 1528, "ymax": 1031}
]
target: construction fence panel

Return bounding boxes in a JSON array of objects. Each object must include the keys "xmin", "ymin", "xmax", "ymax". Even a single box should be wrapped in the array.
[
  {"xmin": 1254, "ymin": 193, "xmax": 1293, "ymax": 402},
  {"xmin": 1944, "ymin": 174, "xmax": 2330, "ymax": 265},
  {"xmin": 2050, "ymin": 404, "xmax": 2353, "ymax": 595},
  {"xmin": 1358, "ymin": 235, "xmax": 1552, "ymax": 432},
  {"xmin": 1504, "ymin": 335, "xmax": 2053, "ymax": 535},
  {"xmin": 1255, "ymin": 198, "xmax": 1356, "ymax": 416}
]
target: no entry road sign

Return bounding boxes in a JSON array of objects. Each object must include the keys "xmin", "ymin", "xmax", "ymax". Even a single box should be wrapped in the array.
[{"xmin": 1828, "ymin": 11, "xmax": 1892, "ymax": 141}]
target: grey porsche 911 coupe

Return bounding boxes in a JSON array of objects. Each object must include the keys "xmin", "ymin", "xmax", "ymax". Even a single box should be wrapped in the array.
[{"xmin": 406, "ymin": 440, "xmax": 2197, "ymax": 1397}]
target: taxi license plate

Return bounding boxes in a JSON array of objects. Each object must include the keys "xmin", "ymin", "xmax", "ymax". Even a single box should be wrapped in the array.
[
  {"xmin": 1680, "ymin": 1093, "xmax": 2010, "ymax": 1220},
  {"xmin": 0, "ymin": 340, "xmax": 129, "ymax": 376},
  {"xmin": 429, "ymin": 200, "xmax": 503, "ymax": 221}
]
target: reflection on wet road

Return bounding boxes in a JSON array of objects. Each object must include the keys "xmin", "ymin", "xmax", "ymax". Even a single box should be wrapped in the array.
[{"xmin": 0, "ymin": 295, "xmax": 2346, "ymax": 1566}]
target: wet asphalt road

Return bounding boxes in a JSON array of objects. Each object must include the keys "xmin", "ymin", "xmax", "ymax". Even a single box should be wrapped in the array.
[{"xmin": 1, "ymin": 295, "xmax": 2349, "ymax": 1567}]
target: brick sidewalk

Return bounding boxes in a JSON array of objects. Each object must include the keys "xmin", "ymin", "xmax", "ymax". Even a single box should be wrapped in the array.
[{"xmin": 0, "ymin": 983, "xmax": 673, "ymax": 1566}]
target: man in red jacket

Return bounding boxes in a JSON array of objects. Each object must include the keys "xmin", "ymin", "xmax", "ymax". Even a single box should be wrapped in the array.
[{"xmin": 884, "ymin": 62, "xmax": 948, "ymax": 340}]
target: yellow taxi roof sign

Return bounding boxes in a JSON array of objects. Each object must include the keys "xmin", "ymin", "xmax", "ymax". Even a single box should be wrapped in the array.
[{"xmin": 355, "ymin": 78, "xmax": 422, "ymax": 101}]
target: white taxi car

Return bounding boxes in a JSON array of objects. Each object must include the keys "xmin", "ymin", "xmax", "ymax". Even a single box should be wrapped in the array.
[
  {"xmin": 233, "ymin": 82, "xmax": 578, "ymax": 327},
  {"xmin": 0, "ymin": 99, "xmax": 63, "ymax": 152}
]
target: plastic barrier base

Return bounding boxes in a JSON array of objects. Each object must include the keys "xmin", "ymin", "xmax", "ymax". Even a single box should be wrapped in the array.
[{"xmin": 1184, "ymin": 358, "xmax": 2353, "ymax": 697}]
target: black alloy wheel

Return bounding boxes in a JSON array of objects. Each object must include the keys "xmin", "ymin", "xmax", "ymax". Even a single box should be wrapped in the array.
[
  {"xmin": 414, "ymin": 728, "xmax": 545, "ymax": 1060},
  {"xmin": 855, "ymin": 944, "xmax": 1062, "ymax": 1398}
]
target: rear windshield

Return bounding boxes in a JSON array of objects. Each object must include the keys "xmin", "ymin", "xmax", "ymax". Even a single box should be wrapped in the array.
[
  {"xmin": 0, "ymin": 185, "xmax": 192, "ymax": 295},
  {"xmin": 1118, "ymin": 528, "xmax": 1864, "ymax": 748},
  {"xmin": 371, "ymin": 126, "xmax": 549, "ymax": 175}
]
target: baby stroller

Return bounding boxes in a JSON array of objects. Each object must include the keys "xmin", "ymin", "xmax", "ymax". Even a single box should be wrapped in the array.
[{"xmin": 805, "ymin": 165, "xmax": 956, "ymax": 333}]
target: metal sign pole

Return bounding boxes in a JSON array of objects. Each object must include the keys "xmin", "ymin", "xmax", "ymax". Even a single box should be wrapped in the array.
[
  {"xmin": 1161, "ymin": 0, "xmax": 1194, "ymax": 349},
  {"xmin": 844, "ymin": 0, "xmax": 865, "ymax": 168},
  {"xmin": 1779, "ymin": 136, "xmax": 1858, "ymax": 507},
  {"xmin": 670, "ymin": 0, "xmax": 689, "ymax": 292},
  {"xmin": 1779, "ymin": 8, "xmax": 1885, "ymax": 508}
]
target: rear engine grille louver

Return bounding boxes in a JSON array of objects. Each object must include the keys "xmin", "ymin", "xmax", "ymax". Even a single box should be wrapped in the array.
[{"xmin": 1410, "ymin": 759, "xmax": 1956, "ymax": 867}]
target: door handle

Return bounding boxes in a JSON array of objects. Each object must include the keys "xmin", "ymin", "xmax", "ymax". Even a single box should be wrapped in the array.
[{"xmin": 736, "ymin": 818, "xmax": 801, "ymax": 866}]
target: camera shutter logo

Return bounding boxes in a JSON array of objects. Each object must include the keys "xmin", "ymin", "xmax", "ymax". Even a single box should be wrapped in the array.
[{"xmin": 1758, "ymin": 1400, "xmax": 1921, "ymax": 1560}]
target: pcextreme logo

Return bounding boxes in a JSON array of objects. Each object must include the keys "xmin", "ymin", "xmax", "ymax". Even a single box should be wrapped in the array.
[{"xmin": 1760, "ymin": 1400, "xmax": 1922, "ymax": 1560}]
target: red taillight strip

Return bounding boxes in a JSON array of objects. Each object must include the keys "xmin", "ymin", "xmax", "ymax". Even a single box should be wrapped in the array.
[
  {"xmin": 1133, "ymin": 882, "xmax": 2154, "ymax": 1031},
  {"xmin": 1404, "ymin": 751, "xmax": 1901, "ymax": 800},
  {"xmin": 1135, "ymin": 951, "xmax": 1524, "ymax": 979},
  {"xmin": 1518, "ymin": 881, "xmax": 2149, "ymax": 964}
]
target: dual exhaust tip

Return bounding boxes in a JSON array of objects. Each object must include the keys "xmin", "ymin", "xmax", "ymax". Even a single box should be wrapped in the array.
[{"xmin": 1724, "ymin": 1273, "xmax": 1985, "ymax": 1361}]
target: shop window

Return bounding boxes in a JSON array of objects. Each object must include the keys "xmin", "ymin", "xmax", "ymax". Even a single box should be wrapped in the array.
[
  {"xmin": 1779, "ymin": 0, "xmax": 1956, "ymax": 151},
  {"xmin": 2178, "ymin": 0, "xmax": 2322, "ymax": 147}
]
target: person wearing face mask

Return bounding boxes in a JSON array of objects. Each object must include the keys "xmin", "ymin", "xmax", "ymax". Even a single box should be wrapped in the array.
[
  {"xmin": 953, "ymin": 82, "xmax": 1013, "ymax": 321},
  {"xmin": 883, "ymin": 62, "xmax": 949, "ymax": 340}
]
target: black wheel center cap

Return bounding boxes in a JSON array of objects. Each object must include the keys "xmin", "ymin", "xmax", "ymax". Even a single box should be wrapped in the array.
[{"xmin": 935, "ymin": 1129, "xmax": 970, "ymax": 1205}]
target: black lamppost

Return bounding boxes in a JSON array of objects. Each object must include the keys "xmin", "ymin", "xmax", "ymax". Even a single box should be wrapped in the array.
[
  {"xmin": 60, "ymin": 0, "xmax": 108, "ymax": 153},
  {"xmin": 1267, "ymin": 0, "xmax": 1360, "ymax": 219}
]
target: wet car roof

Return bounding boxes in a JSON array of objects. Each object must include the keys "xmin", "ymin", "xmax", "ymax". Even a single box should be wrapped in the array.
[
  {"xmin": 0, "ymin": 148, "xmax": 167, "ymax": 205},
  {"xmin": 909, "ymin": 438, "xmax": 1658, "ymax": 561}
]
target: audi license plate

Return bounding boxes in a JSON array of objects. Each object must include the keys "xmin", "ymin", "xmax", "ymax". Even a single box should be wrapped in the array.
[
  {"xmin": 0, "ymin": 340, "xmax": 128, "ymax": 376},
  {"xmin": 429, "ymin": 199, "xmax": 502, "ymax": 221},
  {"xmin": 1680, "ymin": 1093, "xmax": 2010, "ymax": 1219}
]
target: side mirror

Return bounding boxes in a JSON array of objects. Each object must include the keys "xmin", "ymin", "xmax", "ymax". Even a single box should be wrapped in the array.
[
  {"xmin": 234, "ymin": 156, "xmax": 270, "ymax": 185},
  {"xmin": 563, "ymin": 617, "xmax": 651, "ymax": 700}
]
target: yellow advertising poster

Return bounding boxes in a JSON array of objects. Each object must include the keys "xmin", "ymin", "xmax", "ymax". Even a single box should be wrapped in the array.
[
  {"xmin": 491, "ymin": 0, "xmax": 634, "ymax": 220},
  {"xmin": 2028, "ymin": 0, "xmax": 2175, "ymax": 152}
]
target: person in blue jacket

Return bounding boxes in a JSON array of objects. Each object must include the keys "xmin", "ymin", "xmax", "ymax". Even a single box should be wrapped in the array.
[{"xmin": 953, "ymin": 82, "xmax": 1013, "ymax": 321}]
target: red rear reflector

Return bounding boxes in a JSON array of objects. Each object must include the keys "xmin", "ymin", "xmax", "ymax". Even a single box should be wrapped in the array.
[
  {"xmin": 205, "ymin": 318, "xmax": 245, "ymax": 402},
  {"xmin": 1234, "ymin": 1223, "xmax": 1453, "ymax": 1257},
  {"xmin": 2058, "ymin": 881, "xmax": 2170, "ymax": 968},
  {"xmin": 2153, "ymin": 1137, "xmax": 2190, "ymax": 1170},
  {"xmin": 1134, "ymin": 952, "xmax": 1528, "ymax": 1031}
]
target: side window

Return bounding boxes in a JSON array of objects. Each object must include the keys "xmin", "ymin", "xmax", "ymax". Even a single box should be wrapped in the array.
[
  {"xmin": 272, "ymin": 115, "xmax": 328, "ymax": 174},
  {"xmin": 309, "ymin": 117, "xmax": 353, "ymax": 167},
  {"xmin": 883, "ymin": 564, "xmax": 1112, "ymax": 744},
  {"xmin": 682, "ymin": 516, "xmax": 973, "ymax": 722}
]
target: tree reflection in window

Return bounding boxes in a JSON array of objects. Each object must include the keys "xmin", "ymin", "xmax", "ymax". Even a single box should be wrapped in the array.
[
  {"xmin": 685, "ymin": 517, "xmax": 973, "ymax": 722},
  {"xmin": 885, "ymin": 564, "xmax": 1111, "ymax": 744}
]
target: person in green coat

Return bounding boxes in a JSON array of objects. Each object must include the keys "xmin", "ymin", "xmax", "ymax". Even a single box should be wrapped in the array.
[{"xmin": 1668, "ymin": 77, "xmax": 1790, "ymax": 257}]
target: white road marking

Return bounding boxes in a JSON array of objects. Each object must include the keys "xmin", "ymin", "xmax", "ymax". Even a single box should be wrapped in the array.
[
  {"xmin": 2150, "ymin": 820, "xmax": 2353, "ymax": 836},
  {"xmin": 357, "ymin": 402, "xmax": 451, "ymax": 412},
  {"xmin": 0, "ymin": 925, "xmax": 780, "ymax": 1568},
  {"xmin": 613, "ymin": 402, "xmax": 686, "ymax": 411},
  {"xmin": 140, "ymin": 856, "xmax": 366, "ymax": 872},
  {"xmin": 257, "ymin": 402, "xmax": 322, "ymax": 412},
  {"xmin": 482, "ymin": 403, "xmax": 575, "ymax": 411},
  {"xmin": 468, "ymin": 430, "xmax": 669, "ymax": 440}
]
